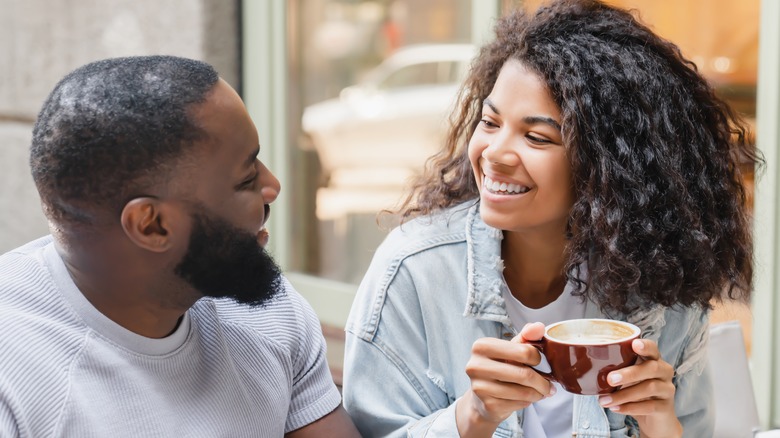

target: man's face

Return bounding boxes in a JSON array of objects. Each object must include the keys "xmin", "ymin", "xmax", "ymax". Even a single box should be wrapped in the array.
[
  {"xmin": 174, "ymin": 205, "xmax": 282, "ymax": 306},
  {"xmin": 169, "ymin": 78, "xmax": 283, "ymax": 304}
]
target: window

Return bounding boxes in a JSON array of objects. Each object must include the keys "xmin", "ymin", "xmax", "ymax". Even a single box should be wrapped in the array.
[{"xmin": 289, "ymin": 0, "xmax": 473, "ymax": 287}]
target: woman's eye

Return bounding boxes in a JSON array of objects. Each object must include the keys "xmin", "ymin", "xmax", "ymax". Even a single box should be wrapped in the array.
[
  {"xmin": 527, "ymin": 134, "xmax": 552, "ymax": 144},
  {"xmin": 480, "ymin": 119, "xmax": 498, "ymax": 128}
]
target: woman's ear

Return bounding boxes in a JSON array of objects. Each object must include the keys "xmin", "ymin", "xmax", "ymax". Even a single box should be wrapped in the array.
[{"xmin": 120, "ymin": 197, "xmax": 178, "ymax": 253}]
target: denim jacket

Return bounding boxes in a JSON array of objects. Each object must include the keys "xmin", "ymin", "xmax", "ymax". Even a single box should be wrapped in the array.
[{"xmin": 343, "ymin": 202, "xmax": 714, "ymax": 437}]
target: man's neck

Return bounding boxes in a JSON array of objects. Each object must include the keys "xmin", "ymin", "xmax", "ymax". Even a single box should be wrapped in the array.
[{"xmin": 56, "ymin": 242, "xmax": 195, "ymax": 339}]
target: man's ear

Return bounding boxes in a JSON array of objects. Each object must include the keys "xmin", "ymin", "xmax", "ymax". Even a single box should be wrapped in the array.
[{"xmin": 120, "ymin": 197, "xmax": 179, "ymax": 253}]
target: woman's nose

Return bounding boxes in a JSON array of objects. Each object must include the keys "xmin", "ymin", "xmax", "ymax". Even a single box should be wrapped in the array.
[{"xmin": 482, "ymin": 132, "xmax": 520, "ymax": 167}]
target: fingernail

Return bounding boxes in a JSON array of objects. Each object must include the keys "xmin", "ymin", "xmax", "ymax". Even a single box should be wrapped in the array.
[
  {"xmin": 548, "ymin": 386, "xmax": 557, "ymax": 396},
  {"xmin": 598, "ymin": 396, "xmax": 612, "ymax": 406},
  {"xmin": 609, "ymin": 405, "xmax": 621, "ymax": 412},
  {"xmin": 608, "ymin": 373, "xmax": 622, "ymax": 385},
  {"xmin": 634, "ymin": 339, "xmax": 644, "ymax": 351}
]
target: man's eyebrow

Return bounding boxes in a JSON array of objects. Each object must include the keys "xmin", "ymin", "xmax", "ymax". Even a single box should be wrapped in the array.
[{"xmin": 482, "ymin": 98, "xmax": 561, "ymax": 131}]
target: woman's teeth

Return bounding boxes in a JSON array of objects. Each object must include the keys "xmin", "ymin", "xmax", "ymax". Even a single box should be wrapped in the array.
[{"xmin": 483, "ymin": 176, "xmax": 530, "ymax": 194}]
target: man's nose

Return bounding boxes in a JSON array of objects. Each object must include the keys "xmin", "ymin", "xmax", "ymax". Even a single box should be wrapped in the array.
[{"xmin": 258, "ymin": 162, "xmax": 281, "ymax": 204}]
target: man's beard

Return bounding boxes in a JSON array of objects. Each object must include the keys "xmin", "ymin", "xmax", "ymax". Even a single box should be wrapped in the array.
[{"xmin": 174, "ymin": 209, "xmax": 283, "ymax": 306}]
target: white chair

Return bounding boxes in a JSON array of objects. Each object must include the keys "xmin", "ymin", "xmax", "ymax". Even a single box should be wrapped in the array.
[{"xmin": 709, "ymin": 321, "xmax": 762, "ymax": 437}]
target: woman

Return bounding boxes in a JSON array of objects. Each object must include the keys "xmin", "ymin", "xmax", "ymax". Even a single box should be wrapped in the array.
[{"xmin": 342, "ymin": 0, "xmax": 758, "ymax": 436}]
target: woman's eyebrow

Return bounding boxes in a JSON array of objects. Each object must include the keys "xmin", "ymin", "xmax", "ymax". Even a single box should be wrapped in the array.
[
  {"xmin": 483, "ymin": 98, "xmax": 561, "ymax": 131},
  {"xmin": 483, "ymin": 98, "xmax": 500, "ymax": 115},
  {"xmin": 523, "ymin": 116, "xmax": 561, "ymax": 131}
]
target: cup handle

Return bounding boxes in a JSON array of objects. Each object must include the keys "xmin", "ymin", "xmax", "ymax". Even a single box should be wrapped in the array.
[{"xmin": 526, "ymin": 339, "xmax": 554, "ymax": 380}]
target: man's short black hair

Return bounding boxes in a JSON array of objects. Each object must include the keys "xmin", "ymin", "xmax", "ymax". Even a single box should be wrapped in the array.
[{"xmin": 30, "ymin": 55, "xmax": 220, "ymax": 224}]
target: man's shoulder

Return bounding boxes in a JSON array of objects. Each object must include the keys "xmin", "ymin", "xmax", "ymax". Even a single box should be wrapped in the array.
[
  {"xmin": 0, "ymin": 236, "xmax": 62, "ymax": 313},
  {"xmin": 0, "ymin": 236, "xmax": 53, "ymax": 279},
  {"xmin": 0, "ymin": 237, "xmax": 89, "ymax": 408},
  {"xmin": 1, "ymin": 236, "xmax": 53, "ymax": 257},
  {"xmin": 191, "ymin": 278, "xmax": 320, "ymax": 351}
]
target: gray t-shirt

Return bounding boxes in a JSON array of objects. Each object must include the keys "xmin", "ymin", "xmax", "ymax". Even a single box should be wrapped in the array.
[{"xmin": 0, "ymin": 237, "xmax": 341, "ymax": 437}]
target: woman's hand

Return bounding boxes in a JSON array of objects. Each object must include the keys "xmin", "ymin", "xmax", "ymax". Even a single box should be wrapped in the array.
[
  {"xmin": 456, "ymin": 322, "xmax": 555, "ymax": 438},
  {"xmin": 597, "ymin": 339, "xmax": 682, "ymax": 438}
]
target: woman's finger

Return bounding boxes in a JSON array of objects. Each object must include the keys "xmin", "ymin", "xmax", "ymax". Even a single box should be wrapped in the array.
[
  {"xmin": 470, "ymin": 377, "xmax": 551, "ymax": 405},
  {"xmin": 633, "ymin": 338, "xmax": 660, "ymax": 360},
  {"xmin": 599, "ymin": 378, "xmax": 675, "ymax": 408},
  {"xmin": 471, "ymin": 337, "xmax": 543, "ymax": 367},
  {"xmin": 517, "ymin": 322, "xmax": 545, "ymax": 342},
  {"xmin": 600, "ymin": 397, "xmax": 675, "ymax": 416},
  {"xmin": 607, "ymin": 357, "xmax": 674, "ymax": 389},
  {"xmin": 466, "ymin": 353, "xmax": 555, "ymax": 397}
]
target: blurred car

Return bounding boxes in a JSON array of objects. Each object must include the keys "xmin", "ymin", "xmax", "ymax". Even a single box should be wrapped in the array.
[{"xmin": 301, "ymin": 44, "xmax": 476, "ymax": 200}]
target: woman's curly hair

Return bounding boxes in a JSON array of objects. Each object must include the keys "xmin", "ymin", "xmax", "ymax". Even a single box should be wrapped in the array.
[{"xmin": 396, "ymin": 0, "xmax": 760, "ymax": 313}]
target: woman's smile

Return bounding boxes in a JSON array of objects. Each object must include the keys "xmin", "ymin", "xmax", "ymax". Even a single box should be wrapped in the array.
[{"xmin": 482, "ymin": 175, "xmax": 531, "ymax": 195}]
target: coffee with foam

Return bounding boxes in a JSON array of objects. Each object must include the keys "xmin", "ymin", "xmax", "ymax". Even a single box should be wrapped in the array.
[{"xmin": 547, "ymin": 319, "xmax": 638, "ymax": 345}]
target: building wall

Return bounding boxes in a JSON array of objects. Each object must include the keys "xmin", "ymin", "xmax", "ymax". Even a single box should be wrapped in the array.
[{"xmin": 0, "ymin": 0, "xmax": 239, "ymax": 251}]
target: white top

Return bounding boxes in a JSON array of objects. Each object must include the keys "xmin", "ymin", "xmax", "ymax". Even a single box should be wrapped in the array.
[
  {"xmin": 502, "ymin": 283, "xmax": 587, "ymax": 438},
  {"xmin": 0, "ymin": 236, "xmax": 341, "ymax": 438}
]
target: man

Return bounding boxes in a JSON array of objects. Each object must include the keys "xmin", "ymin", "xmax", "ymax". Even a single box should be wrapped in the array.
[{"xmin": 0, "ymin": 56, "xmax": 360, "ymax": 437}]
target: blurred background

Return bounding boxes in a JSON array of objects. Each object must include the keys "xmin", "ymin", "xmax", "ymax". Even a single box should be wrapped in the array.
[{"xmin": 1, "ymin": 0, "xmax": 778, "ymax": 429}]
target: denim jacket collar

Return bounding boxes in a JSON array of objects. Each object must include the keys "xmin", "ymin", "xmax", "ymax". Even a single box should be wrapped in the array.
[
  {"xmin": 463, "ymin": 200, "xmax": 514, "ymax": 326},
  {"xmin": 462, "ymin": 203, "xmax": 607, "ymax": 330}
]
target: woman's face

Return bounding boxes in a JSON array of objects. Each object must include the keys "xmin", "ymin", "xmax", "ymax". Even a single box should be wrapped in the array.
[{"xmin": 468, "ymin": 59, "xmax": 574, "ymax": 234}]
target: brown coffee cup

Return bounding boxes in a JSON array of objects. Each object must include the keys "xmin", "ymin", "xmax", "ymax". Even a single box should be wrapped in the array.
[{"xmin": 527, "ymin": 318, "xmax": 641, "ymax": 395}]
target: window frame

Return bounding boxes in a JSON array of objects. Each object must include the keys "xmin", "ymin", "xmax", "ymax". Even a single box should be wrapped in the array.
[{"xmin": 752, "ymin": 0, "xmax": 780, "ymax": 428}]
